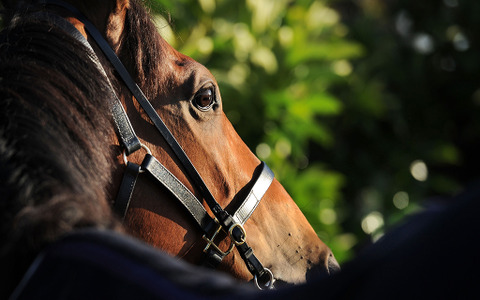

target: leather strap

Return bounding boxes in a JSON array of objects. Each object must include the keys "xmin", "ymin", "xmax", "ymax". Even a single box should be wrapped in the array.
[
  {"xmin": 141, "ymin": 154, "xmax": 212, "ymax": 230},
  {"xmin": 233, "ymin": 162, "xmax": 274, "ymax": 225},
  {"xmin": 113, "ymin": 162, "xmax": 141, "ymax": 220}
]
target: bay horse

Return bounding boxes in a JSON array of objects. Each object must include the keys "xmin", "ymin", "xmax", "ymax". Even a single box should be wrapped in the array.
[{"xmin": 0, "ymin": 0, "xmax": 339, "ymax": 294}]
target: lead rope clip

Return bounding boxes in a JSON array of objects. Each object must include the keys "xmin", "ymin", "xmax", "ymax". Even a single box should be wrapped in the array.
[{"xmin": 254, "ymin": 268, "xmax": 275, "ymax": 290}]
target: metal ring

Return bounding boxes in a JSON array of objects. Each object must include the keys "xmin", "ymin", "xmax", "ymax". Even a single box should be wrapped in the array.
[
  {"xmin": 122, "ymin": 143, "xmax": 152, "ymax": 165},
  {"xmin": 228, "ymin": 223, "xmax": 247, "ymax": 246},
  {"xmin": 254, "ymin": 268, "xmax": 275, "ymax": 290}
]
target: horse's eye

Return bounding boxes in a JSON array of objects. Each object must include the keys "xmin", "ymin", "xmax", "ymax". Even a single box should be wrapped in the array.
[{"xmin": 193, "ymin": 88, "xmax": 215, "ymax": 111}]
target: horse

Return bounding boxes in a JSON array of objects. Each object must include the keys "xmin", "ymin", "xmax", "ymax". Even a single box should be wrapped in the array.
[{"xmin": 0, "ymin": 0, "xmax": 339, "ymax": 295}]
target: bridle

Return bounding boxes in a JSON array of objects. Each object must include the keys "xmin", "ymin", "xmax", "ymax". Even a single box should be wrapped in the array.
[{"xmin": 38, "ymin": 0, "xmax": 276, "ymax": 289}]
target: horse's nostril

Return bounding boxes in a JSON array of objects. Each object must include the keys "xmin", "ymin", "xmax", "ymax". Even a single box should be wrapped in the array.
[
  {"xmin": 305, "ymin": 252, "xmax": 340, "ymax": 282},
  {"xmin": 328, "ymin": 253, "xmax": 341, "ymax": 275},
  {"xmin": 306, "ymin": 253, "xmax": 340, "ymax": 282}
]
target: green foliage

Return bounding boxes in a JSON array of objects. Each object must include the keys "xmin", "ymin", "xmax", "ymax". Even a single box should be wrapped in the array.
[
  {"xmin": 145, "ymin": 0, "xmax": 480, "ymax": 264},
  {"xmin": 324, "ymin": 0, "xmax": 480, "ymax": 248}
]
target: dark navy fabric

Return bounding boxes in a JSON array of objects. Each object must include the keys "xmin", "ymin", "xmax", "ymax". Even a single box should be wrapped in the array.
[
  {"xmin": 11, "ymin": 185, "xmax": 480, "ymax": 299},
  {"xmin": 10, "ymin": 229, "xmax": 255, "ymax": 300},
  {"xmin": 264, "ymin": 185, "xmax": 480, "ymax": 299}
]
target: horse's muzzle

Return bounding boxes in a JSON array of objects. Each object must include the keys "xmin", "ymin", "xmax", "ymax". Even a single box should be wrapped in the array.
[{"xmin": 306, "ymin": 252, "xmax": 341, "ymax": 282}]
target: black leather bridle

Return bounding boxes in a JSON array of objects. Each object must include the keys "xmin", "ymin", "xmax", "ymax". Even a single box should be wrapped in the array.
[{"xmin": 38, "ymin": 0, "xmax": 276, "ymax": 289}]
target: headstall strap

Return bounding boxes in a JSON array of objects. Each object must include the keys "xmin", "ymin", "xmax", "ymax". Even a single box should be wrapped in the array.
[{"xmin": 39, "ymin": 0, "xmax": 276, "ymax": 289}]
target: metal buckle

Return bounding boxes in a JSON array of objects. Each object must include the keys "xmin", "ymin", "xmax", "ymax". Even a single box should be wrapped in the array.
[
  {"xmin": 254, "ymin": 268, "xmax": 275, "ymax": 290},
  {"xmin": 202, "ymin": 219, "xmax": 235, "ymax": 256},
  {"xmin": 122, "ymin": 143, "xmax": 151, "ymax": 173},
  {"xmin": 228, "ymin": 223, "xmax": 247, "ymax": 246}
]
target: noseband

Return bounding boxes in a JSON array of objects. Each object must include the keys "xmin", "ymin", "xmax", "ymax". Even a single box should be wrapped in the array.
[{"xmin": 39, "ymin": 0, "xmax": 276, "ymax": 289}]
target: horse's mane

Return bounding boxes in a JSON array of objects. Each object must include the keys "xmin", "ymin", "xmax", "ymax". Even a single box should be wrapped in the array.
[
  {"xmin": 0, "ymin": 4, "xmax": 123, "ymax": 295},
  {"xmin": 0, "ymin": 0, "xmax": 168, "ymax": 295}
]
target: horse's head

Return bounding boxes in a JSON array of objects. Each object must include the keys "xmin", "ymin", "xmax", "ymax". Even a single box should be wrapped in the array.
[{"xmin": 61, "ymin": 0, "xmax": 340, "ymax": 286}]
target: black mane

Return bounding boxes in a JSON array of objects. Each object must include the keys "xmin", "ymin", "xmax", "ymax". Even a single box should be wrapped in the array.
[
  {"xmin": 0, "ymin": 5, "xmax": 122, "ymax": 296},
  {"xmin": 0, "ymin": 0, "xmax": 169, "ymax": 295}
]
